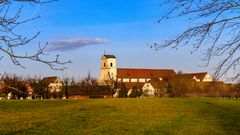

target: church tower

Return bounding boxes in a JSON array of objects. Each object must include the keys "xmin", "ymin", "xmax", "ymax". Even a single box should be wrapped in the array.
[{"xmin": 98, "ymin": 54, "xmax": 117, "ymax": 85}]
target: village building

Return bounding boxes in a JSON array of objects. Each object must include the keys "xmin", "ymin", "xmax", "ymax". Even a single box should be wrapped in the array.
[
  {"xmin": 68, "ymin": 85, "xmax": 113, "ymax": 99},
  {"xmin": 68, "ymin": 86, "xmax": 89, "ymax": 100},
  {"xmin": 142, "ymin": 79, "xmax": 168, "ymax": 97},
  {"xmin": 41, "ymin": 76, "xmax": 63, "ymax": 93},
  {"xmin": 98, "ymin": 54, "xmax": 176, "ymax": 85},
  {"xmin": 176, "ymin": 72, "xmax": 213, "ymax": 82}
]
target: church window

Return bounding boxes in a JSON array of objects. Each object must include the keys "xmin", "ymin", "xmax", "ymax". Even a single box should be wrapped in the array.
[
  {"xmin": 104, "ymin": 63, "xmax": 106, "ymax": 67},
  {"xmin": 110, "ymin": 63, "xmax": 113, "ymax": 67}
]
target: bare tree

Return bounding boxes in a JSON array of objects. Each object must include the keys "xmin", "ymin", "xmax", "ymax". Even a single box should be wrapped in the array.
[
  {"xmin": 151, "ymin": 0, "xmax": 240, "ymax": 80},
  {"xmin": 0, "ymin": 0, "xmax": 71, "ymax": 70}
]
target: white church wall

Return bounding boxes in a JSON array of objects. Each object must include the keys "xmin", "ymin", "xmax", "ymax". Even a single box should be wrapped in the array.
[
  {"xmin": 139, "ymin": 79, "xmax": 146, "ymax": 83},
  {"xmin": 122, "ymin": 78, "xmax": 130, "ymax": 82},
  {"xmin": 130, "ymin": 79, "xmax": 138, "ymax": 82}
]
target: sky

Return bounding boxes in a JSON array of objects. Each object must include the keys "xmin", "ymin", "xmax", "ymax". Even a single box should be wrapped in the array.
[{"xmin": 0, "ymin": 0, "xmax": 230, "ymax": 80}]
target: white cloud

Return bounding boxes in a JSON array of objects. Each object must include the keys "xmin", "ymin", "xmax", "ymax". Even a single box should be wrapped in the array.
[{"xmin": 47, "ymin": 37, "xmax": 110, "ymax": 52}]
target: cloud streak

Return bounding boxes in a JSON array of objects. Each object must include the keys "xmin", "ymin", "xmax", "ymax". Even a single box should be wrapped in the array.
[{"xmin": 47, "ymin": 37, "xmax": 110, "ymax": 52}]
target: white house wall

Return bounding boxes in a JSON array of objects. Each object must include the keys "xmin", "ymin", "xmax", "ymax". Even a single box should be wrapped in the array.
[
  {"xmin": 142, "ymin": 83, "xmax": 155, "ymax": 97},
  {"xmin": 203, "ymin": 73, "xmax": 213, "ymax": 82},
  {"xmin": 48, "ymin": 78, "xmax": 63, "ymax": 93}
]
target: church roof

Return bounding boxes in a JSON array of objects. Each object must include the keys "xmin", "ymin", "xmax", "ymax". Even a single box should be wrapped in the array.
[
  {"xmin": 102, "ymin": 54, "xmax": 116, "ymax": 59},
  {"xmin": 117, "ymin": 68, "xmax": 176, "ymax": 78}
]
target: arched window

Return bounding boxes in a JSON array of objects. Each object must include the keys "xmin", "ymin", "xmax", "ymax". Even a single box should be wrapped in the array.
[
  {"xmin": 104, "ymin": 63, "xmax": 106, "ymax": 67},
  {"xmin": 110, "ymin": 63, "xmax": 113, "ymax": 67}
]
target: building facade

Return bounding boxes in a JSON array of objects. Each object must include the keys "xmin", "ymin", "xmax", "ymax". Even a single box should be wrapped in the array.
[
  {"xmin": 41, "ymin": 76, "xmax": 63, "ymax": 93},
  {"xmin": 177, "ymin": 72, "xmax": 213, "ymax": 82},
  {"xmin": 99, "ymin": 55, "xmax": 117, "ymax": 85}
]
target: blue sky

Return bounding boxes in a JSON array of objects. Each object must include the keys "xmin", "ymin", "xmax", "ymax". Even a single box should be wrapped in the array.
[{"xmin": 1, "ymin": 0, "xmax": 227, "ymax": 80}]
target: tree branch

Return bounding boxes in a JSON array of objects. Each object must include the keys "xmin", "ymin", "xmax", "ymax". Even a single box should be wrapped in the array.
[
  {"xmin": 152, "ymin": 0, "xmax": 240, "ymax": 80},
  {"xmin": 0, "ymin": 0, "xmax": 71, "ymax": 70}
]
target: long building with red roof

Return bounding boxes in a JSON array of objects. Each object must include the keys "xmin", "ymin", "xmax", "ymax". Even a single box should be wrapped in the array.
[{"xmin": 98, "ymin": 54, "xmax": 176, "ymax": 86}]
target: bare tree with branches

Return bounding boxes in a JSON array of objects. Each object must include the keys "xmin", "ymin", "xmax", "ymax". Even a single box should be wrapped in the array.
[
  {"xmin": 151, "ymin": 0, "xmax": 240, "ymax": 80},
  {"xmin": 0, "ymin": 0, "xmax": 71, "ymax": 70}
]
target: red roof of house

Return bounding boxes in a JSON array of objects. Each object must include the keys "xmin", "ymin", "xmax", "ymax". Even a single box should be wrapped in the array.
[
  {"xmin": 117, "ymin": 68, "xmax": 176, "ymax": 78},
  {"xmin": 41, "ymin": 76, "xmax": 59, "ymax": 85},
  {"xmin": 176, "ymin": 72, "xmax": 209, "ymax": 81}
]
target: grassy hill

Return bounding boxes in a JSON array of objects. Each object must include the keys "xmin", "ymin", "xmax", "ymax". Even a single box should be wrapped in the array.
[{"xmin": 0, "ymin": 98, "xmax": 240, "ymax": 135}]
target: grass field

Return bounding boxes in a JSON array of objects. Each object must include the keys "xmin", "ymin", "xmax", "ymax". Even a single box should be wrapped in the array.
[{"xmin": 0, "ymin": 98, "xmax": 240, "ymax": 135}]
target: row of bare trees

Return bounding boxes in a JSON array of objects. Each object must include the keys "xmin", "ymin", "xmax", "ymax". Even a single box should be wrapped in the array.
[
  {"xmin": 0, "ymin": 73, "xmax": 74, "ymax": 99},
  {"xmin": 1, "ymin": 72, "xmax": 240, "ymax": 99}
]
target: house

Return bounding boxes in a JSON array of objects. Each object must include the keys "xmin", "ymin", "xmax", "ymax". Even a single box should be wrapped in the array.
[
  {"xmin": 98, "ymin": 54, "xmax": 176, "ymax": 86},
  {"xmin": 177, "ymin": 72, "xmax": 213, "ymax": 82},
  {"xmin": 142, "ymin": 78, "xmax": 171, "ymax": 97},
  {"xmin": 68, "ymin": 86, "xmax": 89, "ymax": 99},
  {"xmin": 41, "ymin": 76, "xmax": 63, "ymax": 93},
  {"xmin": 68, "ymin": 85, "xmax": 112, "ymax": 99},
  {"xmin": 114, "ymin": 82, "xmax": 145, "ymax": 97}
]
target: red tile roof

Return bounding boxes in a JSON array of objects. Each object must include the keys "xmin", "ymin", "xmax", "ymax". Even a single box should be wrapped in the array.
[
  {"xmin": 176, "ymin": 72, "xmax": 209, "ymax": 81},
  {"xmin": 117, "ymin": 68, "xmax": 176, "ymax": 79},
  {"xmin": 193, "ymin": 72, "xmax": 209, "ymax": 80}
]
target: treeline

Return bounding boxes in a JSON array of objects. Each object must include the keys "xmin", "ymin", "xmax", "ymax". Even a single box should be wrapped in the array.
[
  {"xmin": 1, "ymin": 73, "xmax": 240, "ymax": 99},
  {"xmin": 0, "ymin": 73, "xmax": 114, "ymax": 99},
  {"xmin": 0, "ymin": 74, "xmax": 68, "ymax": 99}
]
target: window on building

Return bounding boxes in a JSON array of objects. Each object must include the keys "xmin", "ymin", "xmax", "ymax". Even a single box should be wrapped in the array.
[
  {"xmin": 110, "ymin": 63, "xmax": 113, "ymax": 67},
  {"xmin": 104, "ymin": 63, "xmax": 106, "ymax": 67}
]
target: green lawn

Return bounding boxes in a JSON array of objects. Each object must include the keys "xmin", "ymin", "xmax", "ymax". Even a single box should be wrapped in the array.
[{"xmin": 0, "ymin": 98, "xmax": 240, "ymax": 135}]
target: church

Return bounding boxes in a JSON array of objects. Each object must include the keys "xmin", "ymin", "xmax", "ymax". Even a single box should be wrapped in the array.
[
  {"xmin": 98, "ymin": 54, "xmax": 213, "ymax": 86},
  {"xmin": 98, "ymin": 54, "xmax": 176, "ymax": 86}
]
